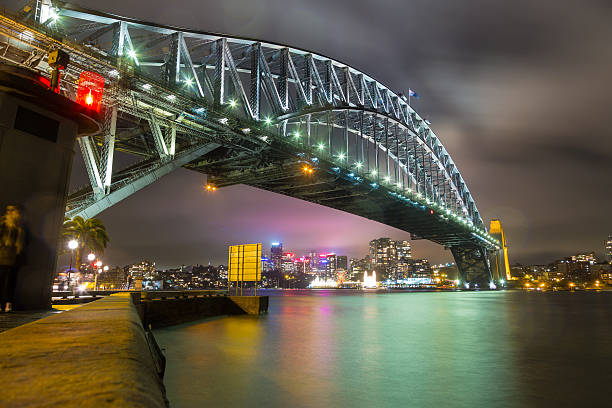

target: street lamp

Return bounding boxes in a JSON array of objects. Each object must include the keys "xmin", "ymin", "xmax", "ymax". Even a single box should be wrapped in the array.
[
  {"xmin": 87, "ymin": 253, "xmax": 95, "ymax": 262},
  {"xmin": 67, "ymin": 239, "xmax": 79, "ymax": 293}
]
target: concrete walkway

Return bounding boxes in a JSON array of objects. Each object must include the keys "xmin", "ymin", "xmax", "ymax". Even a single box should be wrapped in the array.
[{"xmin": 0, "ymin": 293, "xmax": 166, "ymax": 407}]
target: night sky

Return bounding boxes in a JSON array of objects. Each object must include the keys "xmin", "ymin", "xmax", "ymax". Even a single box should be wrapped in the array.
[{"xmin": 16, "ymin": 0, "xmax": 610, "ymax": 268}]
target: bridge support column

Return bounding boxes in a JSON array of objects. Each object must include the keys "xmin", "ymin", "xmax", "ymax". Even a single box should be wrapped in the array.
[
  {"xmin": 0, "ymin": 68, "xmax": 99, "ymax": 310},
  {"xmin": 451, "ymin": 246, "xmax": 493, "ymax": 289}
]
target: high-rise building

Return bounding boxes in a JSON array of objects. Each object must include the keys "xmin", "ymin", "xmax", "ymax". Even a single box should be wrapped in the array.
[
  {"xmin": 606, "ymin": 235, "xmax": 612, "ymax": 263},
  {"xmin": 369, "ymin": 238, "xmax": 412, "ymax": 280},
  {"xmin": 350, "ymin": 256, "xmax": 372, "ymax": 281},
  {"xmin": 325, "ymin": 253, "xmax": 337, "ymax": 279},
  {"xmin": 129, "ymin": 260, "xmax": 156, "ymax": 280},
  {"xmin": 281, "ymin": 252, "xmax": 296, "ymax": 275},
  {"xmin": 270, "ymin": 242, "xmax": 283, "ymax": 270},
  {"xmin": 406, "ymin": 259, "xmax": 431, "ymax": 278}
]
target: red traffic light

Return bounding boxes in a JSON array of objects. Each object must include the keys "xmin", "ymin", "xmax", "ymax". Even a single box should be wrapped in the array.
[{"xmin": 76, "ymin": 71, "xmax": 105, "ymax": 112}]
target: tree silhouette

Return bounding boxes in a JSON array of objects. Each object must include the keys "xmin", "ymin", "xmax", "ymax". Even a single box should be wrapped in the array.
[{"xmin": 61, "ymin": 216, "xmax": 110, "ymax": 269}]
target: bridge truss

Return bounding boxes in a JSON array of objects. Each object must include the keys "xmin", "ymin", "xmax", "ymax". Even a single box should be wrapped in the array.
[{"xmin": 0, "ymin": 1, "xmax": 503, "ymax": 286}]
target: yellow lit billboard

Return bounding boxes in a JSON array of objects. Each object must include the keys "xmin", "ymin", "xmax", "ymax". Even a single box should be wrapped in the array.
[{"xmin": 228, "ymin": 243, "xmax": 262, "ymax": 282}]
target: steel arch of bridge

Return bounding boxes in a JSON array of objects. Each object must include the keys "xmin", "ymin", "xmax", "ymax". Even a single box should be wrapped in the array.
[{"xmin": 0, "ymin": 1, "xmax": 502, "ymax": 286}]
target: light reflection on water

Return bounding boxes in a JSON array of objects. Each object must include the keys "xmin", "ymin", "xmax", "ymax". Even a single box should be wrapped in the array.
[{"xmin": 154, "ymin": 290, "xmax": 612, "ymax": 408}]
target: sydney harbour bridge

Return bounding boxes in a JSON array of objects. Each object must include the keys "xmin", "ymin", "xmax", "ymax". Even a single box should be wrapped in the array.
[{"xmin": 0, "ymin": 1, "xmax": 506, "ymax": 287}]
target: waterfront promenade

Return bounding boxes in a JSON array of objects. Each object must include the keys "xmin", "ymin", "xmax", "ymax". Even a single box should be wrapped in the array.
[{"xmin": 0, "ymin": 292, "xmax": 267, "ymax": 407}]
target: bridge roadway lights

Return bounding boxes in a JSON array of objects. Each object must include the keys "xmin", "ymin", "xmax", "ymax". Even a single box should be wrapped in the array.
[{"xmin": 0, "ymin": 66, "xmax": 100, "ymax": 310}]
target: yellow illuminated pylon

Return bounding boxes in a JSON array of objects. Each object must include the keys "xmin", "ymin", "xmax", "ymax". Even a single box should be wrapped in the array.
[{"xmin": 490, "ymin": 219, "xmax": 512, "ymax": 280}]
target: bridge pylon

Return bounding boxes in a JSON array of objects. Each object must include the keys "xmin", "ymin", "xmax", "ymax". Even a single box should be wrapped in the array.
[
  {"xmin": 450, "ymin": 246, "xmax": 493, "ymax": 289},
  {"xmin": 489, "ymin": 219, "xmax": 511, "ymax": 282}
]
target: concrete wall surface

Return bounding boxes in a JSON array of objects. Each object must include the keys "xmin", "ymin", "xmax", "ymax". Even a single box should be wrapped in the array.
[
  {"xmin": 230, "ymin": 296, "xmax": 269, "ymax": 315},
  {"xmin": 142, "ymin": 295, "xmax": 269, "ymax": 329},
  {"xmin": 0, "ymin": 293, "xmax": 167, "ymax": 407}
]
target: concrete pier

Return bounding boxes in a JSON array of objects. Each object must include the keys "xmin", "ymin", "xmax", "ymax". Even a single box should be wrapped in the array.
[
  {"xmin": 0, "ymin": 292, "xmax": 268, "ymax": 406},
  {"xmin": 0, "ymin": 293, "xmax": 167, "ymax": 407},
  {"xmin": 136, "ymin": 292, "xmax": 268, "ymax": 328}
]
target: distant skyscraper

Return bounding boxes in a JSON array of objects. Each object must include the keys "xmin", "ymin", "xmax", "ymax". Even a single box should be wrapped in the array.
[
  {"xmin": 606, "ymin": 235, "xmax": 612, "ymax": 263},
  {"xmin": 369, "ymin": 238, "xmax": 412, "ymax": 280},
  {"xmin": 270, "ymin": 242, "xmax": 283, "ymax": 270},
  {"xmin": 325, "ymin": 254, "xmax": 337, "ymax": 279},
  {"xmin": 337, "ymin": 256, "xmax": 348, "ymax": 272}
]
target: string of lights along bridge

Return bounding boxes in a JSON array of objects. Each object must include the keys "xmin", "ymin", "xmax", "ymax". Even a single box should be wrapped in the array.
[{"xmin": 0, "ymin": 0, "xmax": 509, "ymax": 287}]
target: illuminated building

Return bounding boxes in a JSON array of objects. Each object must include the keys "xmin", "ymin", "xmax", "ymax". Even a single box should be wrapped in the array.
[
  {"xmin": 270, "ymin": 242, "xmax": 283, "ymax": 269},
  {"xmin": 96, "ymin": 267, "xmax": 127, "ymax": 290},
  {"xmin": 281, "ymin": 252, "xmax": 296, "ymax": 274},
  {"xmin": 406, "ymin": 259, "xmax": 432, "ymax": 278},
  {"xmin": 606, "ymin": 235, "xmax": 612, "ymax": 263},
  {"xmin": 325, "ymin": 253, "xmax": 337, "ymax": 280},
  {"xmin": 350, "ymin": 256, "xmax": 372, "ymax": 281},
  {"xmin": 369, "ymin": 238, "xmax": 412, "ymax": 280},
  {"xmin": 554, "ymin": 252, "xmax": 597, "ymax": 283},
  {"xmin": 128, "ymin": 260, "xmax": 156, "ymax": 280}
]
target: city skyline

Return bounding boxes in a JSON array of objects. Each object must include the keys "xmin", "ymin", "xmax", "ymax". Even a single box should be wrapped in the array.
[{"xmin": 42, "ymin": 0, "xmax": 611, "ymax": 268}]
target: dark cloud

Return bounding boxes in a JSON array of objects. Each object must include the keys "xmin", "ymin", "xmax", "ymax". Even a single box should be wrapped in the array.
[{"xmin": 9, "ymin": 0, "xmax": 609, "ymax": 266}]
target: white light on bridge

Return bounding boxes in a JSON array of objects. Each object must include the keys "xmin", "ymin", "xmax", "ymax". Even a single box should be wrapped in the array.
[
  {"xmin": 317, "ymin": 143, "xmax": 325, "ymax": 150},
  {"xmin": 264, "ymin": 117, "xmax": 272, "ymax": 125},
  {"xmin": 128, "ymin": 49, "xmax": 137, "ymax": 59},
  {"xmin": 219, "ymin": 118, "xmax": 228, "ymax": 124},
  {"xmin": 228, "ymin": 99, "xmax": 237, "ymax": 108},
  {"xmin": 242, "ymin": 128, "xmax": 251, "ymax": 134},
  {"xmin": 355, "ymin": 162, "xmax": 362, "ymax": 169},
  {"xmin": 167, "ymin": 94, "xmax": 176, "ymax": 101},
  {"xmin": 142, "ymin": 83, "xmax": 151, "ymax": 90}
]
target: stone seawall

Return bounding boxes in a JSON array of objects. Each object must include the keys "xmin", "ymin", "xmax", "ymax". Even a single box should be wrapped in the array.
[
  {"xmin": 0, "ymin": 293, "xmax": 268, "ymax": 407},
  {"xmin": 140, "ymin": 295, "xmax": 269, "ymax": 329},
  {"xmin": 0, "ymin": 293, "xmax": 167, "ymax": 408}
]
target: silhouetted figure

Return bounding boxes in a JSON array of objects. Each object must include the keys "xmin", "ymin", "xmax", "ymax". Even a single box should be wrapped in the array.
[{"xmin": 0, "ymin": 205, "xmax": 24, "ymax": 312}]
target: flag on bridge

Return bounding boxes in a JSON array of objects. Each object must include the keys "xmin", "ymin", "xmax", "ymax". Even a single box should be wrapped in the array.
[{"xmin": 409, "ymin": 89, "xmax": 419, "ymax": 98}]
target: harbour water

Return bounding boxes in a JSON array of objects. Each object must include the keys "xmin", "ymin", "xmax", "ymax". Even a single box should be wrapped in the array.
[{"xmin": 154, "ymin": 290, "xmax": 611, "ymax": 407}]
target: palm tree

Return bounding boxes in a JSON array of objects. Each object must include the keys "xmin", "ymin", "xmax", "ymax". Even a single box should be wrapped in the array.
[{"xmin": 61, "ymin": 216, "xmax": 110, "ymax": 268}]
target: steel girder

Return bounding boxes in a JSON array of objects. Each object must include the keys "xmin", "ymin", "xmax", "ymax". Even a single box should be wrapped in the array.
[
  {"xmin": 450, "ymin": 246, "xmax": 493, "ymax": 287},
  {"xmin": 0, "ymin": 4, "xmax": 501, "ymax": 261}
]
